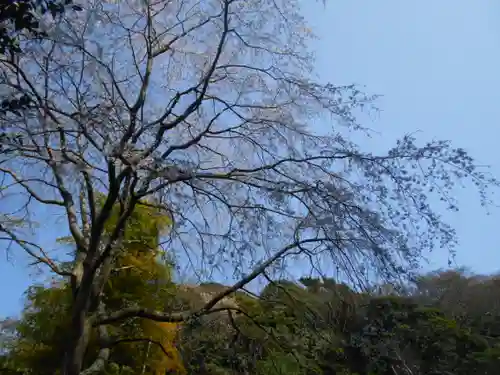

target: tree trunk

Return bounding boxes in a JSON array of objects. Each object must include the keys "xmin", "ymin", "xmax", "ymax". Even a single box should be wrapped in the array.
[{"xmin": 63, "ymin": 273, "xmax": 95, "ymax": 375}]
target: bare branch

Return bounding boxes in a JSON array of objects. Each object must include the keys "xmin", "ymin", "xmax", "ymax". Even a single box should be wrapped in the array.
[
  {"xmin": 0, "ymin": 0, "xmax": 497, "ymax": 374},
  {"xmin": 97, "ymin": 237, "xmax": 326, "ymax": 325},
  {"xmin": 0, "ymin": 225, "xmax": 70, "ymax": 276},
  {"xmin": 0, "ymin": 167, "xmax": 65, "ymax": 206}
]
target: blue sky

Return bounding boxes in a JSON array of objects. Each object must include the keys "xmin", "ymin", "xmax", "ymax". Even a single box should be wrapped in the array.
[
  {"xmin": 1, "ymin": 0, "xmax": 500, "ymax": 318},
  {"xmin": 303, "ymin": 0, "xmax": 500, "ymax": 271}
]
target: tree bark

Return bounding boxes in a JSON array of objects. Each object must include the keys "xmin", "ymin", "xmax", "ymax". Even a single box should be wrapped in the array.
[{"xmin": 63, "ymin": 270, "xmax": 95, "ymax": 375}]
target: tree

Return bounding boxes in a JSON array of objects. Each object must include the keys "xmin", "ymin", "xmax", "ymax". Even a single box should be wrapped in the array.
[
  {"xmin": 0, "ymin": 197, "xmax": 183, "ymax": 375},
  {"xmin": 340, "ymin": 294, "xmax": 499, "ymax": 375},
  {"xmin": 5, "ymin": 273, "xmax": 500, "ymax": 375},
  {"xmin": 0, "ymin": 0, "xmax": 83, "ymax": 127},
  {"xmin": 177, "ymin": 276, "xmax": 500, "ymax": 375},
  {"xmin": 0, "ymin": 0, "xmax": 497, "ymax": 374},
  {"xmin": 412, "ymin": 269, "xmax": 500, "ymax": 339}
]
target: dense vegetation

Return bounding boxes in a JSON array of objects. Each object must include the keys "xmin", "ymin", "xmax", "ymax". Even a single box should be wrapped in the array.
[
  {"xmin": 3, "ymin": 193, "xmax": 499, "ymax": 374},
  {"xmin": 1, "ymin": 197, "xmax": 499, "ymax": 374},
  {"xmin": 3, "ymin": 265, "xmax": 500, "ymax": 375}
]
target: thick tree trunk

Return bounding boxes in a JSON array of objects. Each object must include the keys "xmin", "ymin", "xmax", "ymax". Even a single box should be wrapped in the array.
[
  {"xmin": 63, "ymin": 273, "xmax": 95, "ymax": 375},
  {"xmin": 63, "ymin": 316, "xmax": 91, "ymax": 375}
]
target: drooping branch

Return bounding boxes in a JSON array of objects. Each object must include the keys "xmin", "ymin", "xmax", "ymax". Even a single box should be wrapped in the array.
[
  {"xmin": 97, "ymin": 237, "xmax": 327, "ymax": 325},
  {"xmin": 96, "ymin": 306, "xmax": 243, "ymax": 326},
  {"xmin": 0, "ymin": 1, "xmax": 498, "ymax": 374}
]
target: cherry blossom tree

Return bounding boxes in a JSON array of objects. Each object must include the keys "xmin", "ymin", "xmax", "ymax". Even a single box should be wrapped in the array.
[{"xmin": 0, "ymin": 0, "xmax": 497, "ymax": 373}]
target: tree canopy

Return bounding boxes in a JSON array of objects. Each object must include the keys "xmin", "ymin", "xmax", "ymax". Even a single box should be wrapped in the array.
[
  {"xmin": 0, "ymin": 0, "xmax": 498, "ymax": 374},
  {"xmin": 0, "ymin": 0, "xmax": 80, "ymax": 54},
  {"xmin": 4, "ymin": 268, "xmax": 500, "ymax": 374}
]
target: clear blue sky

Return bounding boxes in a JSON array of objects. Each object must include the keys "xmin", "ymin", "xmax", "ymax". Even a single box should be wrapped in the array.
[
  {"xmin": 302, "ymin": 0, "xmax": 500, "ymax": 272},
  {"xmin": 1, "ymin": 0, "xmax": 500, "ymax": 318}
]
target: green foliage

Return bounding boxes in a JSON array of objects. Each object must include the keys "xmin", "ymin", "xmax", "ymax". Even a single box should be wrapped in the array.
[
  {"xmin": 0, "ymin": 284, "xmax": 72, "ymax": 375},
  {"xmin": 179, "ymin": 274, "xmax": 500, "ymax": 375},
  {"xmin": 4, "ymin": 270, "xmax": 500, "ymax": 375},
  {"xmin": 0, "ymin": 196, "xmax": 180, "ymax": 375}
]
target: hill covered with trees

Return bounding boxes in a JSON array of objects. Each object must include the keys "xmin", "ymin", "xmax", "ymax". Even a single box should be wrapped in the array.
[{"xmin": 3, "ymin": 260, "xmax": 500, "ymax": 375}]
